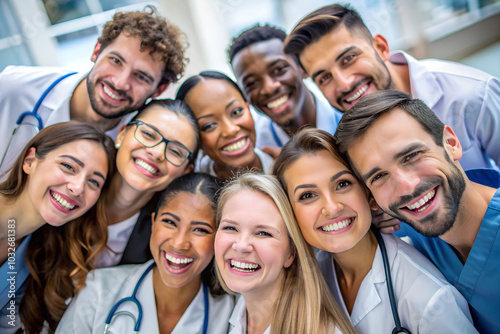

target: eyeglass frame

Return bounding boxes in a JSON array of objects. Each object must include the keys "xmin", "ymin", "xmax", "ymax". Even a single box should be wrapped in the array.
[{"xmin": 127, "ymin": 120, "xmax": 193, "ymax": 167}]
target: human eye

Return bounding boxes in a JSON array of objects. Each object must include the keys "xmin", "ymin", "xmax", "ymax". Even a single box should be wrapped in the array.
[
  {"xmin": 136, "ymin": 73, "xmax": 150, "ymax": 84},
  {"xmin": 60, "ymin": 162, "xmax": 75, "ymax": 173},
  {"xmin": 168, "ymin": 144, "xmax": 187, "ymax": 159},
  {"xmin": 109, "ymin": 57, "xmax": 121, "ymax": 65},
  {"xmin": 370, "ymin": 172, "xmax": 387, "ymax": 185},
  {"xmin": 193, "ymin": 227, "xmax": 212, "ymax": 234},
  {"xmin": 140, "ymin": 126, "xmax": 157, "ymax": 140},
  {"xmin": 231, "ymin": 107, "xmax": 244, "ymax": 118},
  {"xmin": 316, "ymin": 73, "xmax": 332, "ymax": 86},
  {"xmin": 257, "ymin": 231, "xmax": 272, "ymax": 237},
  {"xmin": 271, "ymin": 64, "xmax": 287, "ymax": 76},
  {"xmin": 244, "ymin": 80, "xmax": 257, "ymax": 92},
  {"xmin": 342, "ymin": 53, "xmax": 356, "ymax": 65},
  {"xmin": 336, "ymin": 180, "xmax": 352, "ymax": 190},
  {"xmin": 220, "ymin": 224, "xmax": 237, "ymax": 232},
  {"xmin": 88, "ymin": 178, "xmax": 101, "ymax": 189},
  {"xmin": 200, "ymin": 122, "xmax": 216, "ymax": 132},
  {"xmin": 298, "ymin": 191, "xmax": 316, "ymax": 201},
  {"xmin": 162, "ymin": 219, "xmax": 177, "ymax": 227},
  {"xmin": 403, "ymin": 151, "xmax": 420, "ymax": 163}
]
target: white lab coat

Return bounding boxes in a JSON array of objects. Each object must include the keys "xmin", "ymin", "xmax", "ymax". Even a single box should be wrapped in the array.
[
  {"xmin": 0, "ymin": 65, "xmax": 132, "ymax": 177},
  {"xmin": 317, "ymin": 234, "xmax": 478, "ymax": 333},
  {"xmin": 55, "ymin": 261, "xmax": 234, "ymax": 334}
]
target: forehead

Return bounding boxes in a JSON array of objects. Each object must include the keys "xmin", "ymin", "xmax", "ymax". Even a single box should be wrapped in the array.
[
  {"xmin": 232, "ymin": 38, "xmax": 296, "ymax": 78},
  {"xmin": 223, "ymin": 189, "xmax": 283, "ymax": 225},
  {"xmin": 159, "ymin": 192, "xmax": 215, "ymax": 224},
  {"xmin": 347, "ymin": 109, "xmax": 435, "ymax": 172},
  {"xmin": 137, "ymin": 106, "xmax": 197, "ymax": 147},
  {"xmin": 285, "ymin": 151, "xmax": 346, "ymax": 182},
  {"xmin": 300, "ymin": 25, "xmax": 370, "ymax": 71},
  {"xmin": 186, "ymin": 79, "xmax": 242, "ymax": 112}
]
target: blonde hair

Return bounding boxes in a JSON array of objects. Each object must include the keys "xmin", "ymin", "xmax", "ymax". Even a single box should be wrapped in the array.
[{"xmin": 215, "ymin": 173, "xmax": 355, "ymax": 334}]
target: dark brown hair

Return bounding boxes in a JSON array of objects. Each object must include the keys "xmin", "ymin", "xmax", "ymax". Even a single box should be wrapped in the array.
[
  {"xmin": 284, "ymin": 4, "xmax": 371, "ymax": 63},
  {"xmin": 334, "ymin": 90, "xmax": 445, "ymax": 159},
  {"xmin": 98, "ymin": 6, "xmax": 187, "ymax": 85}
]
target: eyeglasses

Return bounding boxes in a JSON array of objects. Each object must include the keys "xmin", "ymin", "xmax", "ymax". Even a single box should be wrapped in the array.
[{"xmin": 127, "ymin": 120, "xmax": 192, "ymax": 167}]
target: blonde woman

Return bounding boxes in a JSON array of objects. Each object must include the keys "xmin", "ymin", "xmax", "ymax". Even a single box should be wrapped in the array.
[{"xmin": 214, "ymin": 173, "xmax": 355, "ymax": 334}]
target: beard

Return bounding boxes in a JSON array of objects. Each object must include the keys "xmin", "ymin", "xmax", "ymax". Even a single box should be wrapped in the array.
[
  {"xmin": 384, "ymin": 156, "xmax": 466, "ymax": 237},
  {"xmin": 86, "ymin": 75, "xmax": 145, "ymax": 119}
]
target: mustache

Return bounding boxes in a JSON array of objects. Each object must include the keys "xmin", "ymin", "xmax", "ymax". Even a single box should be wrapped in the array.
[{"xmin": 389, "ymin": 176, "xmax": 442, "ymax": 211}]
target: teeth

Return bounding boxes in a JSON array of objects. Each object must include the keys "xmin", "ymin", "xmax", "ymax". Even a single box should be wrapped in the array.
[
  {"xmin": 230, "ymin": 259, "xmax": 259, "ymax": 272},
  {"xmin": 266, "ymin": 95, "xmax": 289, "ymax": 110},
  {"xmin": 321, "ymin": 218, "xmax": 352, "ymax": 232},
  {"xmin": 406, "ymin": 189, "xmax": 436, "ymax": 211},
  {"xmin": 223, "ymin": 138, "xmax": 247, "ymax": 152},
  {"xmin": 103, "ymin": 85, "xmax": 120, "ymax": 100},
  {"xmin": 51, "ymin": 192, "xmax": 75, "ymax": 210},
  {"xmin": 165, "ymin": 253, "xmax": 193, "ymax": 264},
  {"xmin": 345, "ymin": 84, "xmax": 368, "ymax": 103},
  {"xmin": 135, "ymin": 159, "xmax": 158, "ymax": 175}
]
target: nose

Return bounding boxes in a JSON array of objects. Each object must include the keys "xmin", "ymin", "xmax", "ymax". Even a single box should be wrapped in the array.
[
  {"xmin": 146, "ymin": 142, "xmax": 166, "ymax": 162},
  {"xmin": 67, "ymin": 175, "xmax": 85, "ymax": 197},
  {"xmin": 260, "ymin": 75, "xmax": 280, "ymax": 96},
  {"xmin": 393, "ymin": 169, "xmax": 420, "ymax": 196},
  {"xmin": 321, "ymin": 193, "xmax": 343, "ymax": 217},
  {"xmin": 333, "ymin": 68, "xmax": 356, "ymax": 93},
  {"xmin": 221, "ymin": 119, "xmax": 240, "ymax": 138},
  {"xmin": 231, "ymin": 234, "xmax": 253, "ymax": 254},
  {"xmin": 170, "ymin": 230, "xmax": 191, "ymax": 251},
  {"xmin": 113, "ymin": 69, "xmax": 132, "ymax": 92}
]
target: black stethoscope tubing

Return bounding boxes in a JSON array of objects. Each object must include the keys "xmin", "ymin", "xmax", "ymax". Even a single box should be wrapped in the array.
[{"xmin": 372, "ymin": 227, "xmax": 411, "ymax": 334}]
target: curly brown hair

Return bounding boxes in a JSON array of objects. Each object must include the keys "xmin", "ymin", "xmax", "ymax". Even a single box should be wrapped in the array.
[{"xmin": 98, "ymin": 6, "xmax": 187, "ymax": 85}]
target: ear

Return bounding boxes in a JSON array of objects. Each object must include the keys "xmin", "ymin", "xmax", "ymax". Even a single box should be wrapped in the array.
[
  {"xmin": 182, "ymin": 163, "xmax": 194, "ymax": 175},
  {"xmin": 372, "ymin": 34, "xmax": 390, "ymax": 61},
  {"xmin": 284, "ymin": 248, "xmax": 296, "ymax": 269},
  {"xmin": 91, "ymin": 41, "xmax": 102, "ymax": 62},
  {"xmin": 22, "ymin": 147, "xmax": 37, "ymax": 175},
  {"xmin": 369, "ymin": 196, "xmax": 380, "ymax": 211},
  {"xmin": 151, "ymin": 212, "xmax": 156, "ymax": 226},
  {"xmin": 115, "ymin": 125, "xmax": 127, "ymax": 147},
  {"xmin": 443, "ymin": 125, "xmax": 462, "ymax": 161},
  {"xmin": 152, "ymin": 82, "xmax": 169, "ymax": 98}
]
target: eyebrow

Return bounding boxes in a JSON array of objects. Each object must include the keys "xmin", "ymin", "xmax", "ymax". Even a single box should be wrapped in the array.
[
  {"xmin": 196, "ymin": 114, "xmax": 214, "ymax": 121},
  {"xmin": 360, "ymin": 143, "xmax": 426, "ymax": 183},
  {"xmin": 109, "ymin": 51, "xmax": 155, "ymax": 83},
  {"xmin": 60, "ymin": 155, "xmax": 106, "ymax": 181},
  {"xmin": 311, "ymin": 46, "xmax": 357, "ymax": 82},
  {"xmin": 161, "ymin": 212, "xmax": 180, "ymax": 221},
  {"xmin": 192, "ymin": 221, "xmax": 215, "ymax": 230},
  {"xmin": 254, "ymin": 224, "xmax": 281, "ymax": 235},
  {"xmin": 241, "ymin": 58, "xmax": 286, "ymax": 84},
  {"xmin": 293, "ymin": 170, "xmax": 352, "ymax": 194}
]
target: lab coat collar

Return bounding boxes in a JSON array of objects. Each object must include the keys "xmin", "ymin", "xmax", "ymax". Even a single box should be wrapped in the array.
[
  {"xmin": 349, "ymin": 233, "xmax": 398, "ymax": 326},
  {"xmin": 389, "ymin": 51, "xmax": 443, "ymax": 109}
]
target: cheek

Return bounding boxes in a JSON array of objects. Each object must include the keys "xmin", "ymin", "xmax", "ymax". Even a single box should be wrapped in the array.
[{"xmin": 198, "ymin": 238, "xmax": 215, "ymax": 266}]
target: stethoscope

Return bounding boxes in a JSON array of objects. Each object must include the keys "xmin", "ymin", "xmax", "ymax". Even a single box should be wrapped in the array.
[
  {"xmin": 372, "ymin": 226, "xmax": 411, "ymax": 334},
  {"xmin": 269, "ymin": 120, "xmax": 284, "ymax": 147},
  {"xmin": 104, "ymin": 262, "xmax": 210, "ymax": 334},
  {"xmin": 0, "ymin": 72, "xmax": 77, "ymax": 169}
]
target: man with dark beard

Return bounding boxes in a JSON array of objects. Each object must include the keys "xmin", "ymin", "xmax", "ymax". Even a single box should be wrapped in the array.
[
  {"xmin": 0, "ymin": 7, "xmax": 186, "ymax": 176},
  {"xmin": 334, "ymin": 90, "xmax": 500, "ymax": 333},
  {"xmin": 284, "ymin": 4, "xmax": 500, "ymax": 173}
]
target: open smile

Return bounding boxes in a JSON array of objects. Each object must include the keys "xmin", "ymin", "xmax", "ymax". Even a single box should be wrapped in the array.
[
  {"xmin": 163, "ymin": 251, "xmax": 194, "ymax": 273},
  {"xmin": 263, "ymin": 92, "xmax": 292, "ymax": 115},
  {"xmin": 134, "ymin": 158, "xmax": 161, "ymax": 177},
  {"xmin": 319, "ymin": 216, "xmax": 355, "ymax": 234},
  {"xmin": 221, "ymin": 137, "xmax": 251, "ymax": 156},
  {"xmin": 49, "ymin": 190, "xmax": 79, "ymax": 213},
  {"xmin": 401, "ymin": 187, "xmax": 437, "ymax": 213},
  {"xmin": 229, "ymin": 259, "xmax": 261, "ymax": 273}
]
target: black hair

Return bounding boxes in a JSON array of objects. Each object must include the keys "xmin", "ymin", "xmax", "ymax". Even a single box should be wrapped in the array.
[
  {"xmin": 228, "ymin": 24, "xmax": 287, "ymax": 63},
  {"xmin": 176, "ymin": 71, "xmax": 246, "ymax": 102}
]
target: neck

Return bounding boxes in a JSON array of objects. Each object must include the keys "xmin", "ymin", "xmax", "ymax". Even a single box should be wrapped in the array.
[
  {"xmin": 242, "ymin": 273, "xmax": 284, "ymax": 334},
  {"xmin": 284, "ymin": 88, "xmax": 316, "ymax": 134},
  {"xmin": 152, "ymin": 266, "xmax": 202, "ymax": 324},
  {"xmin": 70, "ymin": 77, "xmax": 121, "ymax": 131},
  {"xmin": 0, "ymin": 192, "xmax": 45, "ymax": 242},
  {"xmin": 213, "ymin": 154, "xmax": 263, "ymax": 182},
  {"xmin": 333, "ymin": 230, "xmax": 378, "ymax": 313},
  {"xmin": 106, "ymin": 173, "xmax": 155, "ymax": 225},
  {"xmin": 440, "ymin": 180, "xmax": 496, "ymax": 263},
  {"xmin": 386, "ymin": 61, "xmax": 411, "ymax": 96}
]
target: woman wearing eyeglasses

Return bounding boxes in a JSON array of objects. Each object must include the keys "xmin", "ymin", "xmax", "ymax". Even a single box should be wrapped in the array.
[{"xmin": 21, "ymin": 99, "xmax": 200, "ymax": 333}]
